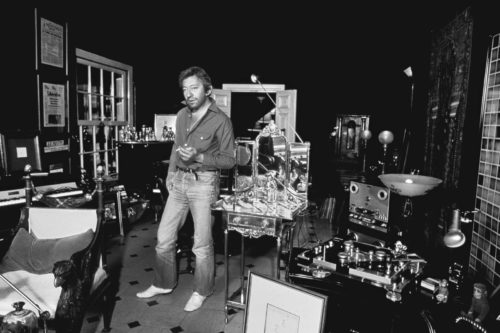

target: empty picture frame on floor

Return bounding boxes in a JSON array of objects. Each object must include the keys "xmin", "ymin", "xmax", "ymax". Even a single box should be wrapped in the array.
[{"xmin": 244, "ymin": 271, "xmax": 327, "ymax": 333}]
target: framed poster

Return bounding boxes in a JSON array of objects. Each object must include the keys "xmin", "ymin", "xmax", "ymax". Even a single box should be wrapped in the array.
[
  {"xmin": 154, "ymin": 114, "xmax": 177, "ymax": 140},
  {"xmin": 40, "ymin": 17, "xmax": 64, "ymax": 68},
  {"xmin": 42, "ymin": 82, "xmax": 66, "ymax": 127},
  {"xmin": 244, "ymin": 271, "xmax": 327, "ymax": 333}
]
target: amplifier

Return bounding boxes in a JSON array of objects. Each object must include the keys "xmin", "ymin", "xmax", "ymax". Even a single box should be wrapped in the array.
[{"xmin": 346, "ymin": 181, "xmax": 391, "ymax": 245}]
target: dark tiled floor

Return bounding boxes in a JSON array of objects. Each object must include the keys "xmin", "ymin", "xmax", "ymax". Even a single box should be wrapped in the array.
[{"xmin": 78, "ymin": 208, "xmax": 333, "ymax": 333}]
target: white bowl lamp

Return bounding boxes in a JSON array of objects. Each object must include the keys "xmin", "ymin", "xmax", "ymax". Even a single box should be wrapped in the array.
[{"xmin": 378, "ymin": 174, "xmax": 443, "ymax": 197}]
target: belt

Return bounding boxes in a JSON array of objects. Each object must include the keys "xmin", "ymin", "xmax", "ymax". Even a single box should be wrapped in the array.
[
  {"xmin": 176, "ymin": 166, "xmax": 217, "ymax": 180},
  {"xmin": 176, "ymin": 166, "xmax": 217, "ymax": 173}
]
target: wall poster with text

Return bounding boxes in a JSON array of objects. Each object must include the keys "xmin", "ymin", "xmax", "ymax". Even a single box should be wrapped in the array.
[
  {"xmin": 40, "ymin": 18, "xmax": 64, "ymax": 68},
  {"xmin": 43, "ymin": 82, "xmax": 65, "ymax": 127}
]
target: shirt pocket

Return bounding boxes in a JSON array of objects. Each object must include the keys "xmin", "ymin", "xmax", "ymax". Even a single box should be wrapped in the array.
[{"xmin": 192, "ymin": 131, "xmax": 213, "ymax": 151}]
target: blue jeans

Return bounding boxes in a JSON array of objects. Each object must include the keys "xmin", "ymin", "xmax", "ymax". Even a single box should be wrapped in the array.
[{"xmin": 153, "ymin": 170, "xmax": 219, "ymax": 296}]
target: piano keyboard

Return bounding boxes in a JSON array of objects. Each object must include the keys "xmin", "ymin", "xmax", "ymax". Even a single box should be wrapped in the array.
[
  {"xmin": 0, "ymin": 182, "xmax": 82, "ymax": 207},
  {"xmin": 0, "ymin": 197, "xmax": 25, "ymax": 207}
]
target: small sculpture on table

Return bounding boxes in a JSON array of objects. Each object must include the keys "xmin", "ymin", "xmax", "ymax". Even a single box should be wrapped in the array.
[
  {"xmin": 435, "ymin": 279, "xmax": 449, "ymax": 304},
  {"xmin": 462, "ymin": 283, "xmax": 490, "ymax": 324}
]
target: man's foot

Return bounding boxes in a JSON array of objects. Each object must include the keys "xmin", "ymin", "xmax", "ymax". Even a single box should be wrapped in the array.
[
  {"xmin": 184, "ymin": 292, "xmax": 207, "ymax": 312},
  {"xmin": 136, "ymin": 285, "xmax": 172, "ymax": 298}
]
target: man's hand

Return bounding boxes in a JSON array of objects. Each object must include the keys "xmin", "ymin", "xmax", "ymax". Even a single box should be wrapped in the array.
[
  {"xmin": 177, "ymin": 146, "xmax": 203, "ymax": 163},
  {"xmin": 166, "ymin": 171, "xmax": 176, "ymax": 192}
]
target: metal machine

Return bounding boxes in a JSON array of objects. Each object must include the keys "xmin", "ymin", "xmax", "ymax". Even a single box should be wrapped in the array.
[{"xmin": 212, "ymin": 121, "xmax": 311, "ymax": 323}]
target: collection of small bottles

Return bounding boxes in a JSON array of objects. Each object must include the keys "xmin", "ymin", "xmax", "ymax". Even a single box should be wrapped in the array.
[{"xmin": 118, "ymin": 124, "xmax": 175, "ymax": 142}]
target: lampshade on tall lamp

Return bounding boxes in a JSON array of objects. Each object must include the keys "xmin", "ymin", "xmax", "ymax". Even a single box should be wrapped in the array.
[
  {"xmin": 402, "ymin": 66, "xmax": 414, "ymax": 173},
  {"xmin": 444, "ymin": 209, "xmax": 466, "ymax": 248},
  {"xmin": 378, "ymin": 130, "xmax": 394, "ymax": 174}
]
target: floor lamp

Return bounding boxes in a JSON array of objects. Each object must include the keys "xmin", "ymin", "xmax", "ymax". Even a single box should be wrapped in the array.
[{"xmin": 401, "ymin": 66, "xmax": 414, "ymax": 173}]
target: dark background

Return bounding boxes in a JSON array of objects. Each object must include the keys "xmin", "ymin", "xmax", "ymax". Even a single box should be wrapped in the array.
[{"xmin": 1, "ymin": 1, "xmax": 492, "ymax": 201}]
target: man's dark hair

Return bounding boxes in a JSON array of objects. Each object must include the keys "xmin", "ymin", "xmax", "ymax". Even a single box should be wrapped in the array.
[{"xmin": 178, "ymin": 66, "xmax": 212, "ymax": 91}]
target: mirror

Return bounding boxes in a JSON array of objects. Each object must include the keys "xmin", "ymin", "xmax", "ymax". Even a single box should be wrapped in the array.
[
  {"xmin": 234, "ymin": 139, "xmax": 254, "ymax": 194},
  {"xmin": 253, "ymin": 122, "xmax": 288, "ymax": 202},
  {"xmin": 289, "ymin": 142, "xmax": 310, "ymax": 200}
]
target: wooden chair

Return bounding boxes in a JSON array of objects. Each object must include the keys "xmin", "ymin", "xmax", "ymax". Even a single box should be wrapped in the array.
[{"xmin": 0, "ymin": 165, "xmax": 115, "ymax": 333}]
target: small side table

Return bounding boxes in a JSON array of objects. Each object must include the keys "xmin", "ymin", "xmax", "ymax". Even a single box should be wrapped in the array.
[{"xmin": 221, "ymin": 210, "xmax": 296, "ymax": 323}]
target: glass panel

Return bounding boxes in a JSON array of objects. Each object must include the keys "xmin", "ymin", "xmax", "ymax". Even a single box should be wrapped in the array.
[
  {"xmin": 77, "ymin": 63, "xmax": 88, "ymax": 92},
  {"xmin": 91, "ymin": 67, "xmax": 100, "ymax": 94},
  {"xmin": 115, "ymin": 74, "xmax": 124, "ymax": 98},
  {"xmin": 106, "ymin": 126, "xmax": 116, "ymax": 151},
  {"xmin": 289, "ymin": 142, "xmax": 310, "ymax": 197},
  {"xmin": 109, "ymin": 150, "xmax": 117, "ymax": 175},
  {"xmin": 103, "ymin": 70, "xmax": 112, "ymax": 96},
  {"xmin": 91, "ymin": 95, "xmax": 101, "ymax": 120},
  {"xmin": 82, "ymin": 126, "xmax": 94, "ymax": 153},
  {"xmin": 77, "ymin": 92, "xmax": 90, "ymax": 120},
  {"xmin": 104, "ymin": 96, "xmax": 113, "ymax": 120},
  {"xmin": 95, "ymin": 123, "xmax": 106, "ymax": 153},
  {"xmin": 115, "ymin": 97, "xmax": 125, "ymax": 121}
]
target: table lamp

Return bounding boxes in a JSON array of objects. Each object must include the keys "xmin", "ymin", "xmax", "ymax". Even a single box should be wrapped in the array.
[
  {"xmin": 360, "ymin": 129, "xmax": 372, "ymax": 173},
  {"xmin": 378, "ymin": 130, "xmax": 394, "ymax": 174}
]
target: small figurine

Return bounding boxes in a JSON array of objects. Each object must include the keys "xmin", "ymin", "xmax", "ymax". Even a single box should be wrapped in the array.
[
  {"xmin": 435, "ymin": 279, "xmax": 449, "ymax": 303},
  {"xmin": 161, "ymin": 125, "xmax": 169, "ymax": 141},
  {"xmin": 462, "ymin": 283, "xmax": 490, "ymax": 324}
]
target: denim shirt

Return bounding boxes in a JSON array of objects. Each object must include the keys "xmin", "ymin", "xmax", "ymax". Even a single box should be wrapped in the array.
[{"xmin": 168, "ymin": 100, "xmax": 235, "ymax": 172}]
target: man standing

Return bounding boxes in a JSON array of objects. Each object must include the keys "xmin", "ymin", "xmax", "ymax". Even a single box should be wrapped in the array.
[{"xmin": 137, "ymin": 66, "xmax": 235, "ymax": 312}]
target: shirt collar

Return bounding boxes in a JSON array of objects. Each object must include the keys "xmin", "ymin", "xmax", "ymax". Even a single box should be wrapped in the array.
[{"xmin": 185, "ymin": 97, "xmax": 217, "ymax": 116}]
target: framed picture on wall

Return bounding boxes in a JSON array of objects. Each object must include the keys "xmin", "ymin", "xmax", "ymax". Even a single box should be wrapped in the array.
[
  {"xmin": 42, "ymin": 82, "xmax": 66, "ymax": 127},
  {"xmin": 244, "ymin": 271, "xmax": 327, "ymax": 333},
  {"xmin": 40, "ymin": 17, "xmax": 64, "ymax": 68},
  {"xmin": 154, "ymin": 114, "xmax": 177, "ymax": 141}
]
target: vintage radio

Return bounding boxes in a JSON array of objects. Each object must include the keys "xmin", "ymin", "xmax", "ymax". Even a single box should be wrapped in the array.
[{"xmin": 346, "ymin": 181, "xmax": 391, "ymax": 246}]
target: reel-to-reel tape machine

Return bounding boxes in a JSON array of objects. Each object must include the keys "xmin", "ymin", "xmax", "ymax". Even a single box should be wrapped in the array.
[{"xmin": 346, "ymin": 181, "xmax": 391, "ymax": 246}]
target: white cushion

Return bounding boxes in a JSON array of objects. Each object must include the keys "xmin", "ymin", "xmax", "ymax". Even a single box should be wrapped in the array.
[
  {"xmin": 28, "ymin": 208, "xmax": 98, "ymax": 239},
  {"xmin": 0, "ymin": 270, "xmax": 61, "ymax": 317},
  {"xmin": 0, "ymin": 267, "xmax": 108, "ymax": 317},
  {"xmin": 0, "ymin": 208, "xmax": 107, "ymax": 318}
]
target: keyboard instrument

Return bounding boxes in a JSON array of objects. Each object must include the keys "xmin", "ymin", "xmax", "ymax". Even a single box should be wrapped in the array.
[
  {"xmin": 0, "ymin": 182, "xmax": 82, "ymax": 207},
  {"xmin": 0, "ymin": 188, "xmax": 25, "ymax": 207}
]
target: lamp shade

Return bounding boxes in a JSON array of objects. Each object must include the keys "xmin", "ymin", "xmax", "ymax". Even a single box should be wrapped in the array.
[
  {"xmin": 444, "ymin": 209, "xmax": 466, "ymax": 248},
  {"xmin": 378, "ymin": 131, "xmax": 394, "ymax": 145},
  {"xmin": 444, "ymin": 230, "xmax": 466, "ymax": 248},
  {"xmin": 404, "ymin": 66, "xmax": 413, "ymax": 78},
  {"xmin": 361, "ymin": 129, "xmax": 372, "ymax": 140},
  {"xmin": 378, "ymin": 174, "xmax": 442, "ymax": 197}
]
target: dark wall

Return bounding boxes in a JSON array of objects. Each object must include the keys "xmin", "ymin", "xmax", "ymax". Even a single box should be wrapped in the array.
[
  {"xmin": 3, "ymin": 2, "xmax": 491, "ymax": 203},
  {"xmin": 2, "ymin": 7, "xmax": 38, "ymax": 133}
]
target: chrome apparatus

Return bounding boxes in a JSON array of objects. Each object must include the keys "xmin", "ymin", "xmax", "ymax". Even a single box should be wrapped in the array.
[{"xmin": 228, "ymin": 121, "xmax": 310, "ymax": 222}]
